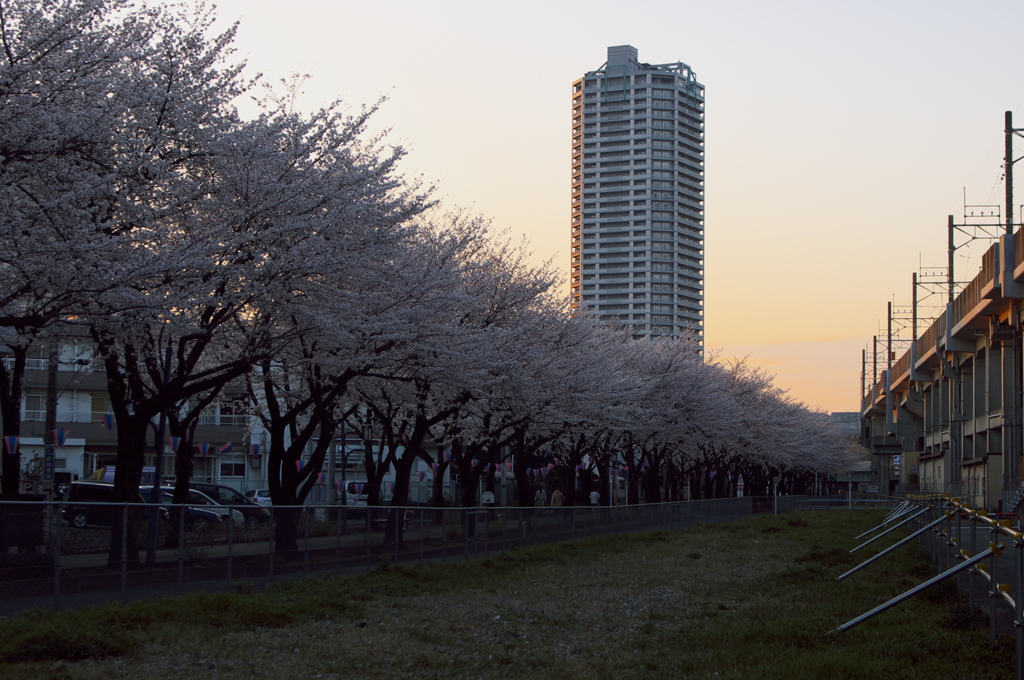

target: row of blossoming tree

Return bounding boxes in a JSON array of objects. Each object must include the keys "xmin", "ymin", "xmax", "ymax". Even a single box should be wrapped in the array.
[{"xmin": 0, "ymin": 0, "xmax": 859, "ymax": 554}]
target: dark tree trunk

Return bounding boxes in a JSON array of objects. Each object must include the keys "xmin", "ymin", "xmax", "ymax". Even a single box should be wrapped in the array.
[
  {"xmin": 512, "ymin": 436, "xmax": 532, "ymax": 508},
  {"xmin": 0, "ymin": 346, "xmax": 27, "ymax": 496},
  {"xmin": 644, "ymin": 463, "xmax": 661, "ymax": 504},
  {"xmin": 108, "ymin": 414, "xmax": 149, "ymax": 567}
]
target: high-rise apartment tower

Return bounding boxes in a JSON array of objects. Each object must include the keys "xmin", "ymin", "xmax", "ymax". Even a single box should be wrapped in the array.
[{"xmin": 570, "ymin": 45, "xmax": 704, "ymax": 341}]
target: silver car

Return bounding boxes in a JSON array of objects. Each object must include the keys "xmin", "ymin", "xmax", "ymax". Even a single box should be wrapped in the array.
[{"xmin": 245, "ymin": 488, "xmax": 272, "ymax": 506}]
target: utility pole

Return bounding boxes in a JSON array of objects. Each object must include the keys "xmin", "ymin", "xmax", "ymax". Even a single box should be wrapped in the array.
[
  {"xmin": 861, "ymin": 349, "xmax": 866, "ymax": 411},
  {"xmin": 948, "ymin": 215, "xmax": 956, "ymax": 304},
  {"xmin": 912, "ymin": 273, "xmax": 918, "ymax": 342},
  {"xmin": 1007, "ymin": 111, "xmax": 1014, "ymax": 237},
  {"xmin": 887, "ymin": 301, "xmax": 893, "ymax": 371},
  {"xmin": 872, "ymin": 335, "xmax": 878, "ymax": 386},
  {"xmin": 1004, "ymin": 111, "xmax": 1022, "ymax": 493}
]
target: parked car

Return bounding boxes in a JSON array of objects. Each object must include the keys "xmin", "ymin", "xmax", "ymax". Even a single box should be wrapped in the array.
[
  {"xmin": 343, "ymin": 481, "xmax": 369, "ymax": 507},
  {"xmin": 335, "ymin": 481, "xmax": 369, "ymax": 518},
  {"xmin": 245, "ymin": 489, "xmax": 272, "ymax": 506},
  {"xmin": 141, "ymin": 487, "xmax": 243, "ymax": 529},
  {"xmin": 137, "ymin": 488, "xmax": 224, "ymax": 532},
  {"xmin": 190, "ymin": 482, "xmax": 270, "ymax": 528},
  {"xmin": 62, "ymin": 481, "xmax": 145, "ymax": 529}
]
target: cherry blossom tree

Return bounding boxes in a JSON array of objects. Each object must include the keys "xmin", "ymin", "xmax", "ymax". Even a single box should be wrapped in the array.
[{"xmin": 0, "ymin": 0, "xmax": 245, "ymax": 493}]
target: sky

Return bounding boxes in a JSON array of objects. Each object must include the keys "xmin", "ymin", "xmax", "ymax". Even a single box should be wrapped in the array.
[{"xmin": 208, "ymin": 0, "xmax": 1024, "ymax": 413}]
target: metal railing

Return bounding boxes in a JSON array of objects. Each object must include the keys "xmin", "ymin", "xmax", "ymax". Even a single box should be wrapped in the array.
[
  {"xmin": 799, "ymin": 495, "xmax": 901, "ymax": 511},
  {"xmin": 835, "ymin": 495, "xmax": 1024, "ymax": 679},
  {"xmin": 0, "ymin": 495, "xmax": 803, "ymax": 615}
]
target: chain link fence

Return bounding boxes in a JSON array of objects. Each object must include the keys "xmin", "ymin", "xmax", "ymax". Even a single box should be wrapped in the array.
[{"xmin": 0, "ymin": 495, "xmax": 804, "ymax": 615}]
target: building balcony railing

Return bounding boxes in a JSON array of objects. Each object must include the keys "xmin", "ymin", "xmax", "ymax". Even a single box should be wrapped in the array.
[
  {"xmin": 3, "ymin": 358, "xmax": 48, "ymax": 371},
  {"xmin": 198, "ymin": 414, "xmax": 249, "ymax": 427}
]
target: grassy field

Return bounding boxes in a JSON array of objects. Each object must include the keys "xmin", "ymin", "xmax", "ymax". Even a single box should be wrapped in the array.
[{"xmin": 0, "ymin": 509, "xmax": 1013, "ymax": 679}]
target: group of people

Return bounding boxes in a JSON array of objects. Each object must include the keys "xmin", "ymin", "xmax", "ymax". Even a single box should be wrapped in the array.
[{"xmin": 534, "ymin": 487, "xmax": 602, "ymax": 507}]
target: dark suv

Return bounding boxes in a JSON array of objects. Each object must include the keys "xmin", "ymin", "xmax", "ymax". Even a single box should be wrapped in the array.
[
  {"xmin": 62, "ymin": 481, "xmax": 146, "ymax": 529},
  {"xmin": 189, "ymin": 482, "xmax": 270, "ymax": 528}
]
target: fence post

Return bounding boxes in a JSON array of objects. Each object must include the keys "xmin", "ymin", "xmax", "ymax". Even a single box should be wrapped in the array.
[
  {"xmin": 226, "ymin": 508, "xmax": 233, "ymax": 585},
  {"xmin": 393, "ymin": 507, "xmax": 399, "ymax": 564},
  {"xmin": 969, "ymin": 513, "xmax": 977, "ymax": 613},
  {"xmin": 177, "ymin": 505, "xmax": 185, "ymax": 592},
  {"xmin": 120, "ymin": 504, "xmax": 128, "ymax": 605},
  {"xmin": 52, "ymin": 500, "xmax": 61, "ymax": 611},
  {"xmin": 304, "ymin": 507, "xmax": 310, "ymax": 574},
  {"xmin": 364, "ymin": 509, "xmax": 371, "ymax": 571},
  {"xmin": 950, "ymin": 503, "xmax": 958, "ymax": 593},
  {"xmin": 268, "ymin": 506, "xmax": 274, "ymax": 579},
  {"xmin": 335, "ymin": 507, "xmax": 341, "ymax": 576},
  {"xmin": 990, "ymin": 522, "xmax": 999, "ymax": 641},
  {"xmin": 1015, "ymin": 532, "xmax": 1023, "ymax": 680}
]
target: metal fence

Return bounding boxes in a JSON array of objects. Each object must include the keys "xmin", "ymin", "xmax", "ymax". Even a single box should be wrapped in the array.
[
  {"xmin": 0, "ymin": 495, "xmax": 804, "ymax": 615},
  {"xmin": 835, "ymin": 496, "xmax": 1024, "ymax": 680},
  {"xmin": 799, "ymin": 494, "xmax": 902, "ymax": 511}
]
